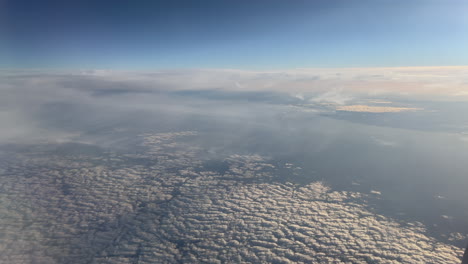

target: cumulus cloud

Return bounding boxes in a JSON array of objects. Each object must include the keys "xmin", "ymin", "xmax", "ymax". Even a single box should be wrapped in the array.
[{"xmin": 0, "ymin": 131, "xmax": 463, "ymax": 263}]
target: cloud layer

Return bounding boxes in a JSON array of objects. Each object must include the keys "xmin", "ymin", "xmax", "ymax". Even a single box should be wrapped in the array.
[
  {"xmin": 2, "ymin": 66, "xmax": 468, "ymax": 144},
  {"xmin": 1, "ymin": 68, "xmax": 468, "ymax": 263},
  {"xmin": 0, "ymin": 132, "xmax": 463, "ymax": 263}
]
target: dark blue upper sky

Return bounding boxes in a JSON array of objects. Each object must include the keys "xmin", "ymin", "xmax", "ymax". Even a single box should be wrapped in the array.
[{"xmin": 1, "ymin": 0, "xmax": 467, "ymax": 69}]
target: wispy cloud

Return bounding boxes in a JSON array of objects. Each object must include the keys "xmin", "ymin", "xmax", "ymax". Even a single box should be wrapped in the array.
[{"xmin": 336, "ymin": 105, "xmax": 422, "ymax": 113}]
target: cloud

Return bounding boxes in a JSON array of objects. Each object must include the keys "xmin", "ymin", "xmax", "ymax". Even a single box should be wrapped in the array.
[
  {"xmin": 1, "ymin": 68, "xmax": 467, "ymax": 263},
  {"xmin": 293, "ymin": 93, "xmax": 305, "ymax": 100},
  {"xmin": 309, "ymin": 88, "xmax": 353, "ymax": 105},
  {"xmin": 2, "ymin": 66, "xmax": 468, "ymax": 147},
  {"xmin": 0, "ymin": 131, "xmax": 463, "ymax": 263},
  {"xmin": 372, "ymin": 137, "xmax": 398, "ymax": 147},
  {"xmin": 336, "ymin": 105, "xmax": 422, "ymax": 113}
]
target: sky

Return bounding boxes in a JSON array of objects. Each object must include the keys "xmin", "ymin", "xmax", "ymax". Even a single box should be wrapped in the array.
[{"xmin": 1, "ymin": 0, "xmax": 468, "ymax": 69}]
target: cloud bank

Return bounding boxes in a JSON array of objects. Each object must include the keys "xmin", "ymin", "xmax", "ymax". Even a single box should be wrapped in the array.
[{"xmin": 1, "ymin": 66, "xmax": 468, "ymax": 144}]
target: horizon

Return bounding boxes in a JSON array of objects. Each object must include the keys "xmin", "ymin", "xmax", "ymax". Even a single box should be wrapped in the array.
[{"xmin": 1, "ymin": 1, "xmax": 468, "ymax": 263}]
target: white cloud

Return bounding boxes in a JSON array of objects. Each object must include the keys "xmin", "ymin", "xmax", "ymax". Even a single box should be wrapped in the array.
[
  {"xmin": 336, "ymin": 105, "xmax": 423, "ymax": 113},
  {"xmin": 309, "ymin": 88, "xmax": 353, "ymax": 105},
  {"xmin": 0, "ymin": 68, "xmax": 467, "ymax": 262},
  {"xmin": 2, "ymin": 131, "xmax": 462, "ymax": 263}
]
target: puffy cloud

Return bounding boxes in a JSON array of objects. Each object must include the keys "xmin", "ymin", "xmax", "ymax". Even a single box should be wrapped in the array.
[{"xmin": 0, "ymin": 132, "xmax": 463, "ymax": 263}]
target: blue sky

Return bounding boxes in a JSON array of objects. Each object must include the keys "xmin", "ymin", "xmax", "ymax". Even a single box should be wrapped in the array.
[{"xmin": 1, "ymin": 0, "xmax": 467, "ymax": 69}]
